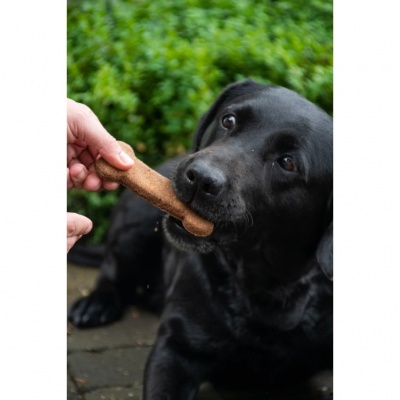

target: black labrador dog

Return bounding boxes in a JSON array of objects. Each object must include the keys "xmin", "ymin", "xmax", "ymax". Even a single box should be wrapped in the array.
[{"xmin": 69, "ymin": 80, "xmax": 333, "ymax": 399}]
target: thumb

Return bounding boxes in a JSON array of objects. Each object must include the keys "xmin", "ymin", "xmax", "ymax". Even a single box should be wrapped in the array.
[
  {"xmin": 67, "ymin": 212, "xmax": 93, "ymax": 238},
  {"xmin": 96, "ymin": 136, "xmax": 134, "ymax": 170}
]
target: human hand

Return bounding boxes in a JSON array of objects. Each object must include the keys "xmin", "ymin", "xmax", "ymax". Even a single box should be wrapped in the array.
[
  {"xmin": 67, "ymin": 99, "xmax": 134, "ymax": 191},
  {"xmin": 67, "ymin": 99, "xmax": 134, "ymax": 252},
  {"xmin": 67, "ymin": 212, "xmax": 93, "ymax": 252}
]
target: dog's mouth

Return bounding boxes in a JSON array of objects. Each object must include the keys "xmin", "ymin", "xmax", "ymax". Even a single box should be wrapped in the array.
[
  {"xmin": 169, "ymin": 216, "xmax": 190, "ymax": 234},
  {"xmin": 166, "ymin": 214, "xmax": 216, "ymax": 238},
  {"xmin": 163, "ymin": 215, "xmax": 216, "ymax": 253},
  {"xmin": 163, "ymin": 211, "xmax": 248, "ymax": 254}
]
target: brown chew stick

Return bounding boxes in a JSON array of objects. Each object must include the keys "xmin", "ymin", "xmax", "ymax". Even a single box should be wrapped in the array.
[{"xmin": 95, "ymin": 141, "xmax": 214, "ymax": 237}]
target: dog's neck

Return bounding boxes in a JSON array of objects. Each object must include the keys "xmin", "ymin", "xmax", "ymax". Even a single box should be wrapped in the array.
[
  {"xmin": 220, "ymin": 234, "xmax": 316, "ymax": 285},
  {"xmin": 211, "ymin": 242, "xmax": 317, "ymax": 331}
]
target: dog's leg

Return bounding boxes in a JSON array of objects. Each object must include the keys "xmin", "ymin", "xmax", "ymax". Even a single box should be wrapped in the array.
[
  {"xmin": 143, "ymin": 304, "xmax": 228, "ymax": 400},
  {"xmin": 68, "ymin": 270, "xmax": 124, "ymax": 328},
  {"xmin": 144, "ymin": 338, "xmax": 210, "ymax": 400}
]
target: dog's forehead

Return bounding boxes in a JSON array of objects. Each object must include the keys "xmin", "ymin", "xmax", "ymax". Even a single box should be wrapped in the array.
[
  {"xmin": 225, "ymin": 86, "xmax": 325, "ymax": 127},
  {"xmin": 196, "ymin": 83, "xmax": 332, "ymax": 153}
]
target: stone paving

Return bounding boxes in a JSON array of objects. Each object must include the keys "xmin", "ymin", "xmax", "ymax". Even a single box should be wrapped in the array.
[{"xmin": 67, "ymin": 263, "xmax": 332, "ymax": 400}]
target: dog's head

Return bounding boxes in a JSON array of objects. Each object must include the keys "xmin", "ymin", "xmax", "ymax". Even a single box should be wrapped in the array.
[{"xmin": 164, "ymin": 80, "xmax": 333, "ymax": 279}]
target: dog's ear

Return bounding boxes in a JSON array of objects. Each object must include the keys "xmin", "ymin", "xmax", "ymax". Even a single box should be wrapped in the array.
[
  {"xmin": 316, "ymin": 221, "xmax": 333, "ymax": 281},
  {"xmin": 193, "ymin": 79, "xmax": 266, "ymax": 151}
]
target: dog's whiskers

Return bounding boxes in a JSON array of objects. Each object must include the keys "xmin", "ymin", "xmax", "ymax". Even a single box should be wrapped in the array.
[
  {"xmin": 240, "ymin": 209, "xmax": 254, "ymax": 235},
  {"xmin": 246, "ymin": 209, "xmax": 254, "ymax": 230}
]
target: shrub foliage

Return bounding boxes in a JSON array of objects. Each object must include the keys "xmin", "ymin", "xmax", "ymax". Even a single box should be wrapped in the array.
[{"xmin": 67, "ymin": 0, "xmax": 333, "ymax": 243}]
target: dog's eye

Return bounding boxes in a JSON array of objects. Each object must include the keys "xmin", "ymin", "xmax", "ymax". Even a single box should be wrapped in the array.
[
  {"xmin": 221, "ymin": 115, "xmax": 236, "ymax": 130},
  {"xmin": 278, "ymin": 156, "xmax": 297, "ymax": 172}
]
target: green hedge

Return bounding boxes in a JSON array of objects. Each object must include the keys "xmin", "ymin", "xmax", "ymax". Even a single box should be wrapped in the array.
[{"xmin": 67, "ymin": 0, "xmax": 333, "ymax": 244}]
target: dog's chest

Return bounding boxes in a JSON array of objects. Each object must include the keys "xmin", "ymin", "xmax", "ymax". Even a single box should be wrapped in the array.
[{"xmin": 165, "ymin": 248, "xmax": 318, "ymax": 340}]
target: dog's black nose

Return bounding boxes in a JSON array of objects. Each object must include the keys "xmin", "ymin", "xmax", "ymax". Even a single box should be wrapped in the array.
[{"xmin": 184, "ymin": 160, "xmax": 226, "ymax": 198}]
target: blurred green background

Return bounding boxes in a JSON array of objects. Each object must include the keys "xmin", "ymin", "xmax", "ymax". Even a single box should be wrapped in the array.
[{"xmin": 67, "ymin": 0, "xmax": 333, "ymax": 244}]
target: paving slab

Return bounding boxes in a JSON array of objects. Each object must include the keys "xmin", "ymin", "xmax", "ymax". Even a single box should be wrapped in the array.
[
  {"xmin": 68, "ymin": 347, "xmax": 150, "ymax": 393},
  {"xmin": 67, "ymin": 307, "xmax": 159, "ymax": 353},
  {"xmin": 68, "ymin": 373, "xmax": 82, "ymax": 400},
  {"xmin": 67, "ymin": 263, "xmax": 99, "ymax": 308},
  {"xmin": 84, "ymin": 387, "xmax": 140, "ymax": 400}
]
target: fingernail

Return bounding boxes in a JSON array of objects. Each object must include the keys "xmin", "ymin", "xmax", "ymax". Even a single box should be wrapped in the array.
[{"xmin": 119, "ymin": 151, "xmax": 134, "ymax": 165}]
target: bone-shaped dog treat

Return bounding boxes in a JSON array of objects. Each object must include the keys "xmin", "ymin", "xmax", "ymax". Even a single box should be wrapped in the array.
[{"xmin": 95, "ymin": 141, "xmax": 214, "ymax": 237}]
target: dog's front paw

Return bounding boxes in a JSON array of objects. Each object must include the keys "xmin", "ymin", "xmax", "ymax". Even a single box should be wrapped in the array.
[{"xmin": 68, "ymin": 286, "xmax": 124, "ymax": 328}]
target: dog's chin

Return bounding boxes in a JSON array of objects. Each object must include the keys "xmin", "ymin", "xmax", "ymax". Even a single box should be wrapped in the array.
[
  {"xmin": 162, "ymin": 216, "xmax": 216, "ymax": 254},
  {"xmin": 162, "ymin": 213, "xmax": 249, "ymax": 253}
]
